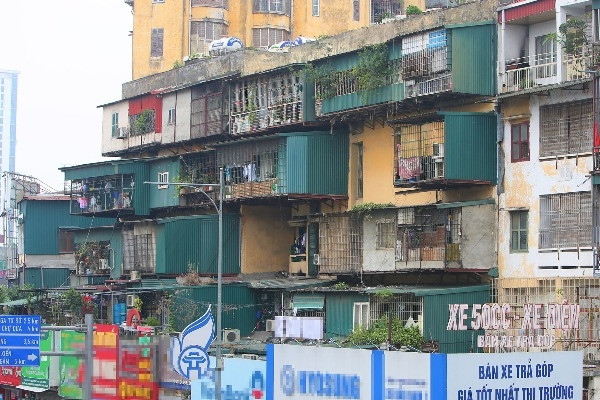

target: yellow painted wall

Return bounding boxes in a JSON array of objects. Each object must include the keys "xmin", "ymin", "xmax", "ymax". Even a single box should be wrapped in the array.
[{"xmin": 240, "ymin": 204, "xmax": 294, "ymax": 274}]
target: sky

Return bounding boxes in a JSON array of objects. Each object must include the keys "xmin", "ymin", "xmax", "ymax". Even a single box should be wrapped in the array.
[{"xmin": 0, "ymin": 0, "xmax": 132, "ymax": 192}]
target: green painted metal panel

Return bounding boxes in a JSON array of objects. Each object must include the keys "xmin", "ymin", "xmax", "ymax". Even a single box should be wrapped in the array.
[
  {"xmin": 293, "ymin": 293, "xmax": 324, "ymax": 309},
  {"xmin": 303, "ymin": 78, "xmax": 317, "ymax": 123},
  {"xmin": 450, "ymin": 23, "xmax": 497, "ymax": 96},
  {"xmin": 170, "ymin": 284, "xmax": 256, "ymax": 335},
  {"xmin": 24, "ymin": 267, "xmax": 70, "ymax": 289},
  {"xmin": 284, "ymin": 131, "xmax": 349, "ymax": 195},
  {"xmin": 307, "ymin": 131, "xmax": 349, "ymax": 195},
  {"xmin": 324, "ymin": 292, "xmax": 369, "ymax": 338},
  {"xmin": 422, "ymin": 285, "xmax": 490, "ymax": 353},
  {"xmin": 595, "ymin": 0, "xmax": 600, "ymax": 9},
  {"xmin": 593, "ymin": 175, "xmax": 600, "ymax": 185},
  {"xmin": 73, "ymin": 227, "xmax": 123, "ymax": 279},
  {"xmin": 148, "ymin": 158, "xmax": 180, "ymax": 209},
  {"xmin": 19, "ymin": 200, "xmax": 115, "ymax": 255},
  {"xmin": 444, "ymin": 112, "xmax": 497, "ymax": 183},
  {"xmin": 155, "ymin": 214, "xmax": 240, "ymax": 275},
  {"xmin": 321, "ymin": 83, "xmax": 404, "ymax": 115}
]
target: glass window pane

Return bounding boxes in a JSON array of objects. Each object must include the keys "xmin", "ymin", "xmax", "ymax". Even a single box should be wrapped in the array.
[
  {"xmin": 512, "ymin": 144, "xmax": 520, "ymax": 159},
  {"xmin": 511, "ymin": 213, "xmax": 517, "ymax": 229},
  {"xmin": 520, "ymin": 124, "xmax": 528, "ymax": 140},
  {"xmin": 520, "ymin": 212, "xmax": 527, "ymax": 229},
  {"xmin": 519, "ymin": 231, "xmax": 527, "ymax": 250},
  {"xmin": 521, "ymin": 142, "xmax": 529, "ymax": 158},
  {"xmin": 512, "ymin": 126, "xmax": 519, "ymax": 142},
  {"xmin": 511, "ymin": 231, "xmax": 518, "ymax": 249}
]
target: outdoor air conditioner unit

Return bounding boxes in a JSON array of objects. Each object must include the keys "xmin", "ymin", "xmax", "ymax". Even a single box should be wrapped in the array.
[
  {"xmin": 313, "ymin": 254, "xmax": 321, "ymax": 265},
  {"xmin": 116, "ymin": 127, "xmax": 128, "ymax": 139},
  {"xmin": 265, "ymin": 319, "xmax": 276, "ymax": 332},
  {"xmin": 223, "ymin": 329, "xmax": 240, "ymax": 344},
  {"xmin": 99, "ymin": 259, "xmax": 109, "ymax": 270},
  {"xmin": 242, "ymin": 354, "xmax": 259, "ymax": 360},
  {"xmin": 126, "ymin": 294, "xmax": 137, "ymax": 308}
]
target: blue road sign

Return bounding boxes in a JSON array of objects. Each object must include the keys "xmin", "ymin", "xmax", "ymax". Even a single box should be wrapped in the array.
[{"xmin": 0, "ymin": 315, "xmax": 41, "ymax": 366}]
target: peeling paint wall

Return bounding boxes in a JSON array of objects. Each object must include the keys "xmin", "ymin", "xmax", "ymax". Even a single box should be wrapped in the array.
[
  {"xmin": 160, "ymin": 89, "xmax": 192, "ymax": 144},
  {"xmin": 461, "ymin": 203, "xmax": 496, "ymax": 270},
  {"xmin": 498, "ymin": 87, "xmax": 594, "ymax": 278},
  {"xmin": 101, "ymin": 102, "xmax": 130, "ymax": 156},
  {"xmin": 363, "ymin": 209, "xmax": 397, "ymax": 272}
]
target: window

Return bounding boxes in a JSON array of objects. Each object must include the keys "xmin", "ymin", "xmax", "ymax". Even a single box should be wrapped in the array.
[
  {"xmin": 158, "ymin": 172, "xmax": 169, "ymax": 189},
  {"xmin": 356, "ymin": 143, "xmax": 363, "ymax": 198},
  {"xmin": 253, "ymin": 0, "xmax": 289, "ymax": 14},
  {"xmin": 312, "ymin": 0, "xmax": 319, "ymax": 16},
  {"xmin": 192, "ymin": 0, "xmax": 228, "ymax": 7},
  {"xmin": 58, "ymin": 230, "xmax": 75, "ymax": 253},
  {"xmin": 540, "ymin": 100, "xmax": 592, "ymax": 156},
  {"xmin": 539, "ymin": 192, "xmax": 591, "ymax": 249},
  {"xmin": 534, "ymin": 35, "xmax": 557, "ymax": 78},
  {"xmin": 371, "ymin": 0, "xmax": 402, "ymax": 23},
  {"xmin": 190, "ymin": 21, "xmax": 227, "ymax": 55},
  {"xmin": 252, "ymin": 27, "xmax": 290, "ymax": 49},
  {"xmin": 152, "ymin": 0, "xmax": 165, "ymax": 3},
  {"xmin": 377, "ymin": 219, "xmax": 396, "ymax": 249},
  {"xmin": 353, "ymin": 0, "xmax": 360, "ymax": 21},
  {"xmin": 353, "ymin": 302, "xmax": 370, "ymax": 330},
  {"xmin": 511, "ymin": 122, "xmax": 529, "ymax": 162},
  {"xmin": 191, "ymin": 82, "xmax": 223, "ymax": 138},
  {"xmin": 151, "ymin": 28, "xmax": 164, "ymax": 58},
  {"xmin": 111, "ymin": 112, "xmax": 119, "ymax": 137},
  {"xmin": 510, "ymin": 211, "xmax": 528, "ymax": 252},
  {"xmin": 167, "ymin": 108, "xmax": 176, "ymax": 125}
]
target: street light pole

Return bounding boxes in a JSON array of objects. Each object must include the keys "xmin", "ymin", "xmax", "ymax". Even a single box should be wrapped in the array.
[{"xmin": 144, "ymin": 167, "xmax": 224, "ymax": 399}]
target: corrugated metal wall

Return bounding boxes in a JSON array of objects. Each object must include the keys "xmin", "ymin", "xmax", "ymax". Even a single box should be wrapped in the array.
[
  {"xmin": 148, "ymin": 157, "xmax": 180, "ymax": 209},
  {"xmin": 285, "ymin": 131, "xmax": 349, "ymax": 195},
  {"xmin": 325, "ymin": 292, "xmax": 369, "ymax": 338},
  {"xmin": 422, "ymin": 285, "xmax": 490, "ymax": 353},
  {"xmin": 155, "ymin": 214, "xmax": 240, "ymax": 275},
  {"xmin": 449, "ymin": 23, "xmax": 497, "ymax": 96},
  {"xmin": 73, "ymin": 227, "xmax": 124, "ymax": 279},
  {"xmin": 170, "ymin": 284, "xmax": 256, "ymax": 335},
  {"xmin": 444, "ymin": 112, "xmax": 497, "ymax": 183},
  {"xmin": 20, "ymin": 200, "xmax": 116, "ymax": 255},
  {"xmin": 321, "ymin": 83, "xmax": 404, "ymax": 115},
  {"xmin": 24, "ymin": 267, "xmax": 71, "ymax": 289}
]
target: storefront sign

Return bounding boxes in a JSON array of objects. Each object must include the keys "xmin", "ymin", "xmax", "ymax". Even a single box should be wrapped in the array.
[
  {"xmin": 0, "ymin": 367, "xmax": 20, "ymax": 387},
  {"xmin": 447, "ymin": 303, "xmax": 580, "ymax": 349},
  {"xmin": 447, "ymin": 351, "xmax": 582, "ymax": 400},
  {"xmin": 59, "ymin": 330, "xmax": 85, "ymax": 399},
  {"xmin": 191, "ymin": 356, "xmax": 266, "ymax": 400},
  {"xmin": 270, "ymin": 344, "xmax": 372, "ymax": 400},
  {"xmin": 118, "ymin": 336, "xmax": 158, "ymax": 400}
]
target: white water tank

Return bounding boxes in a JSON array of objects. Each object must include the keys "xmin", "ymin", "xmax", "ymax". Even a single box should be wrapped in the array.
[
  {"xmin": 292, "ymin": 36, "xmax": 316, "ymax": 46},
  {"xmin": 268, "ymin": 41, "xmax": 293, "ymax": 52},
  {"xmin": 209, "ymin": 37, "xmax": 243, "ymax": 56}
]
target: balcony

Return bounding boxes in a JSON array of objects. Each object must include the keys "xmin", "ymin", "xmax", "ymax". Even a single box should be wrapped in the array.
[
  {"xmin": 402, "ymin": 33, "xmax": 452, "ymax": 98},
  {"xmin": 67, "ymin": 174, "xmax": 135, "ymax": 216},
  {"xmin": 392, "ymin": 112, "xmax": 497, "ymax": 189}
]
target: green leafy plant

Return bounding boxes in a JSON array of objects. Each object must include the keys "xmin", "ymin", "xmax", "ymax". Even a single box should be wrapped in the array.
[
  {"xmin": 352, "ymin": 43, "xmax": 392, "ymax": 102},
  {"xmin": 133, "ymin": 109, "xmax": 154, "ymax": 135},
  {"xmin": 350, "ymin": 202, "xmax": 395, "ymax": 220},
  {"xmin": 346, "ymin": 316, "xmax": 424, "ymax": 349},
  {"xmin": 302, "ymin": 62, "xmax": 337, "ymax": 100},
  {"xmin": 406, "ymin": 5, "xmax": 422, "ymax": 15},
  {"xmin": 332, "ymin": 282, "xmax": 350, "ymax": 290},
  {"xmin": 173, "ymin": 60, "xmax": 183, "ymax": 69},
  {"xmin": 145, "ymin": 315, "xmax": 161, "ymax": 327},
  {"xmin": 133, "ymin": 296, "xmax": 143, "ymax": 312},
  {"xmin": 374, "ymin": 289, "xmax": 394, "ymax": 301}
]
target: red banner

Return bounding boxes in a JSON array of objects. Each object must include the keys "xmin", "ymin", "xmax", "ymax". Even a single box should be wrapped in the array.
[
  {"xmin": 93, "ymin": 324, "xmax": 120, "ymax": 400},
  {"xmin": 0, "ymin": 367, "xmax": 20, "ymax": 386}
]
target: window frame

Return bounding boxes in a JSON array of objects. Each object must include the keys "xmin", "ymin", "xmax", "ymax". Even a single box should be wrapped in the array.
[
  {"xmin": 190, "ymin": 20, "xmax": 228, "ymax": 55},
  {"xmin": 356, "ymin": 142, "xmax": 363, "ymax": 199},
  {"xmin": 376, "ymin": 219, "xmax": 396, "ymax": 249},
  {"xmin": 251, "ymin": 27, "xmax": 290, "ymax": 49},
  {"xmin": 152, "ymin": 0, "xmax": 165, "ymax": 3},
  {"xmin": 158, "ymin": 172, "xmax": 169, "ymax": 189},
  {"xmin": 510, "ymin": 121, "xmax": 530, "ymax": 162},
  {"xmin": 539, "ymin": 191, "xmax": 592, "ymax": 249},
  {"xmin": 539, "ymin": 100, "xmax": 593, "ymax": 157},
  {"xmin": 111, "ymin": 112, "xmax": 119, "ymax": 138},
  {"xmin": 509, "ymin": 210, "xmax": 528, "ymax": 252},
  {"xmin": 353, "ymin": 302, "xmax": 370, "ymax": 330},
  {"xmin": 58, "ymin": 229, "xmax": 76, "ymax": 254},
  {"xmin": 312, "ymin": 0, "xmax": 320, "ymax": 16},
  {"xmin": 150, "ymin": 28, "xmax": 164, "ymax": 58},
  {"xmin": 353, "ymin": 0, "xmax": 360, "ymax": 21},
  {"xmin": 167, "ymin": 108, "xmax": 176, "ymax": 125}
]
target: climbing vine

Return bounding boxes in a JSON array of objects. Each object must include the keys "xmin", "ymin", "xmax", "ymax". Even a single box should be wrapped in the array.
[{"xmin": 352, "ymin": 43, "xmax": 392, "ymax": 96}]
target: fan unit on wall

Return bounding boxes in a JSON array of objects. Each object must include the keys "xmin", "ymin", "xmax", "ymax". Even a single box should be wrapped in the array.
[{"xmin": 223, "ymin": 329, "xmax": 240, "ymax": 344}]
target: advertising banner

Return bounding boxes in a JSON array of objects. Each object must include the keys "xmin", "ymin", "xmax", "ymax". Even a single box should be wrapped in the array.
[
  {"xmin": 58, "ymin": 330, "xmax": 85, "ymax": 399},
  {"xmin": 19, "ymin": 330, "xmax": 52, "ymax": 390},
  {"xmin": 384, "ymin": 352, "xmax": 446, "ymax": 400},
  {"xmin": 269, "ymin": 344, "xmax": 373, "ymax": 400},
  {"xmin": 118, "ymin": 336, "xmax": 159, "ymax": 400},
  {"xmin": 93, "ymin": 324, "xmax": 119, "ymax": 400},
  {"xmin": 447, "ymin": 351, "xmax": 583, "ymax": 400},
  {"xmin": 0, "ymin": 367, "xmax": 20, "ymax": 387},
  {"xmin": 191, "ymin": 356, "xmax": 266, "ymax": 400}
]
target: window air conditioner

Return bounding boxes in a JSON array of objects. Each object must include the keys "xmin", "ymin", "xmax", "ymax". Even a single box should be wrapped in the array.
[
  {"xmin": 265, "ymin": 319, "xmax": 276, "ymax": 332},
  {"xmin": 222, "ymin": 329, "xmax": 240, "ymax": 344},
  {"xmin": 241, "ymin": 354, "xmax": 259, "ymax": 360},
  {"xmin": 126, "ymin": 294, "xmax": 137, "ymax": 308}
]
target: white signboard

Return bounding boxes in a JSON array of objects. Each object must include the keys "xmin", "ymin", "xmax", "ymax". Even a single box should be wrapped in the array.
[
  {"xmin": 274, "ymin": 316, "xmax": 324, "ymax": 340},
  {"xmin": 191, "ymin": 356, "xmax": 266, "ymax": 400},
  {"xmin": 272, "ymin": 344, "xmax": 372, "ymax": 400},
  {"xmin": 447, "ymin": 351, "xmax": 583, "ymax": 400},
  {"xmin": 384, "ymin": 352, "xmax": 433, "ymax": 400}
]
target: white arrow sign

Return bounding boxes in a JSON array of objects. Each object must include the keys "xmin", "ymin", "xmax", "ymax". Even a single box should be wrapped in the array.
[{"xmin": 27, "ymin": 353, "xmax": 37, "ymax": 361}]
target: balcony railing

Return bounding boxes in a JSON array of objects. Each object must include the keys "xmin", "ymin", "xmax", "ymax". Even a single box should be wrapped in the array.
[{"xmin": 405, "ymin": 73, "xmax": 452, "ymax": 98}]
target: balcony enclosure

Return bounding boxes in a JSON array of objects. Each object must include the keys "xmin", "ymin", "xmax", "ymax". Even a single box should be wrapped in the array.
[
  {"xmin": 67, "ymin": 174, "xmax": 135, "ymax": 215},
  {"xmin": 402, "ymin": 29, "xmax": 452, "ymax": 98},
  {"xmin": 230, "ymin": 72, "xmax": 303, "ymax": 135},
  {"xmin": 395, "ymin": 120, "xmax": 445, "ymax": 184},
  {"xmin": 371, "ymin": 0, "xmax": 403, "ymax": 23}
]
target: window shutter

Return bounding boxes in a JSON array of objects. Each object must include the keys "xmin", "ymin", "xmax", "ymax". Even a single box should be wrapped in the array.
[
  {"xmin": 353, "ymin": 0, "xmax": 360, "ymax": 21},
  {"xmin": 151, "ymin": 28, "xmax": 164, "ymax": 57}
]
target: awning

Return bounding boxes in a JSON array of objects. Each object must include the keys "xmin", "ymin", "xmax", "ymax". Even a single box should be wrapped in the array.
[
  {"xmin": 17, "ymin": 385, "xmax": 48, "ymax": 392},
  {"xmin": 0, "ymin": 296, "xmax": 40, "ymax": 307},
  {"xmin": 292, "ymin": 293, "xmax": 325, "ymax": 310}
]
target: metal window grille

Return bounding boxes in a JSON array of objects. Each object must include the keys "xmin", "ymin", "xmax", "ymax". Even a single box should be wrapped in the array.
[
  {"xmin": 69, "ymin": 174, "xmax": 135, "ymax": 214},
  {"xmin": 191, "ymin": 0, "xmax": 228, "ymax": 8},
  {"xmin": 253, "ymin": 0, "xmax": 290, "ymax": 14},
  {"xmin": 491, "ymin": 278, "xmax": 600, "ymax": 356},
  {"xmin": 128, "ymin": 110, "xmax": 156, "ymax": 136},
  {"xmin": 371, "ymin": 0, "xmax": 403, "ymax": 23},
  {"xmin": 123, "ymin": 230, "xmax": 155, "ymax": 273},
  {"xmin": 318, "ymin": 214, "xmax": 363, "ymax": 274},
  {"xmin": 230, "ymin": 72, "xmax": 301, "ymax": 134},
  {"xmin": 190, "ymin": 21, "xmax": 228, "ymax": 55},
  {"xmin": 539, "ymin": 191, "xmax": 591, "ymax": 249},
  {"xmin": 251, "ymin": 27, "xmax": 290, "ymax": 49},
  {"xmin": 150, "ymin": 28, "xmax": 164, "ymax": 58},
  {"xmin": 396, "ymin": 207, "xmax": 461, "ymax": 262},
  {"xmin": 191, "ymin": 82, "xmax": 225, "ymax": 138},
  {"xmin": 539, "ymin": 99, "xmax": 593, "ymax": 157},
  {"xmin": 394, "ymin": 121, "xmax": 444, "ymax": 183},
  {"xmin": 369, "ymin": 294, "xmax": 423, "ymax": 326},
  {"xmin": 402, "ymin": 45, "xmax": 448, "ymax": 79},
  {"xmin": 377, "ymin": 219, "xmax": 396, "ymax": 249},
  {"xmin": 216, "ymin": 139, "xmax": 284, "ymax": 199}
]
